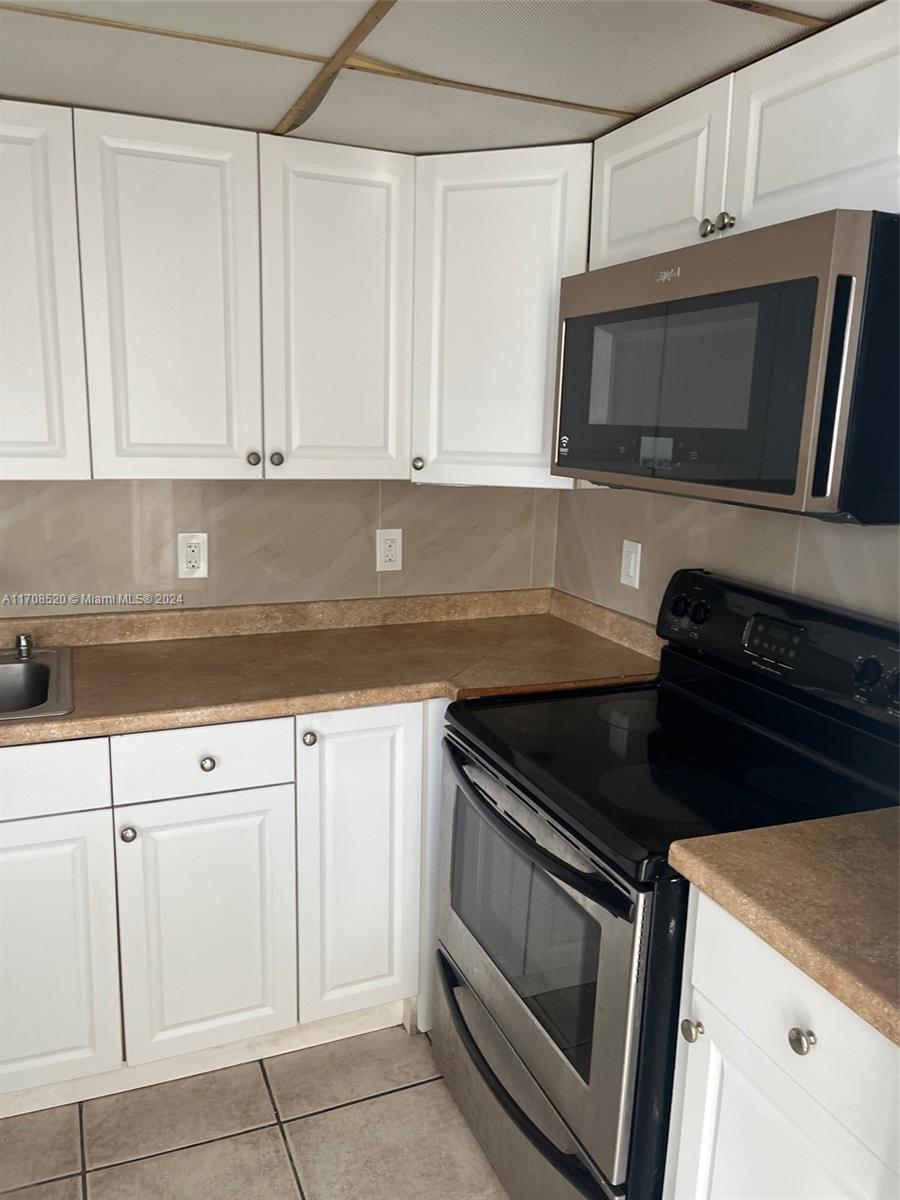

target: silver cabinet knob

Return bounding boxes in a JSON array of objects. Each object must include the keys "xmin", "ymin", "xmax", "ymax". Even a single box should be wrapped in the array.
[
  {"xmin": 269, "ymin": 451, "xmax": 285, "ymax": 467},
  {"xmin": 246, "ymin": 450, "xmax": 261, "ymax": 466},
  {"xmin": 714, "ymin": 210, "xmax": 736, "ymax": 232},
  {"xmin": 680, "ymin": 1018, "xmax": 705, "ymax": 1043},
  {"xmin": 698, "ymin": 218, "xmax": 716, "ymax": 239},
  {"xmin": 302, "ymin": 731, "xmax": 317, "ymax": 747},
  {"xmin": 120, "ymin": 827, "xmax": 137, "ymax": 843},
  {"xmin": 199, "ymin": 756, "xmax": 217, "ymax": 772},
  {"xmin": 411, "ymin": 456, "xmax": 425, "ymax": 471},
  {"xmin": 788, "ymin": 1027, "xmax": 817, "ymax": 1056}
]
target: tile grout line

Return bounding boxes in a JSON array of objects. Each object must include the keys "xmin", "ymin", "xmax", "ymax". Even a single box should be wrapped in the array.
[
  {"xmin": 0, "ymin": 1172, "xmax": 84, "ymax": 1197},
  {"xmin": 80, "ymin": 1122, "xmax": 279, "ymax": 1177},
  {"xmin": 78, "ymin": 1101, "xmax": 87, "ymax": 1200},
  {"xmin": 259, "ymin": 1060, "xmax": 306, "ymax": 1200},
  {"xmin": 281, "ymin": 1073, "xmax": 445, "ymax": 1124}
]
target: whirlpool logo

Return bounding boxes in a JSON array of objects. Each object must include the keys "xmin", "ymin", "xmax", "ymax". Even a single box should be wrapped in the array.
[
  {"xmin": 655, "ymin": 266, "xmax": 681, "ymax": 283},
  {"xmin": 559, "ymin": 435, "xmax": 570, "ymax": 457}
]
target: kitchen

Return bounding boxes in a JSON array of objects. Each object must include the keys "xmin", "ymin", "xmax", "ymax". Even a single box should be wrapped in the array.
[{"xmin": 0, "ymin": 1, "xmax": 897, "ymax": 1197}]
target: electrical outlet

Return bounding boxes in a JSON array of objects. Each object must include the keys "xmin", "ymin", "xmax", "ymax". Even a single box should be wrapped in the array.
[
  {"xmin": 376, "ymin": 528, "xmax": 403, "ymax": 572},
  {"xmin": 178, "ymin": 532, "xmax": 208, "ymax": 579},
  {"xmin": 620, "ymin": 538, "xmax": 641, "ymax": 589}
]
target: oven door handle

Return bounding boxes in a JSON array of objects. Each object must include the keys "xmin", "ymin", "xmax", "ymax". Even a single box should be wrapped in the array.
[
  {"xmin": 436, "ymin": 949, "xmax": 616, "ymax": 1200},
  {"xmin": 447, "ymin": 742, "xmax": 634, "ymax": 922}
]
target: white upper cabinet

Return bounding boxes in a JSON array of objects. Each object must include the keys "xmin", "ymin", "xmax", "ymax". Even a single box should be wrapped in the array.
[
  {"xmin": 412, "ymin": 145, "xmax": 590, "ymax": 487},
  {"xmin": 589, "ymin": 77, "xmax": 732, "ymax": 269},
  {"xmin": 260, "ymin": 138, "xmax": 414, "ymax": 479},
  {"xmin": 75, "ymin": 111, "xmax": 263, "ymax": 479},
  {"xmin": 0, "ymin": 101, "xmax": 91, "ymax": 480},
  {"xmin": 726, "ymin": 0, "xmax": 900, "ymax": 232}
]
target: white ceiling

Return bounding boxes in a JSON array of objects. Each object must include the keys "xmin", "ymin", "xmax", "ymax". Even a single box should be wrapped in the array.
[{"xmin": 0, "ymin": 0, "xmax": 880, "ymax": 152}]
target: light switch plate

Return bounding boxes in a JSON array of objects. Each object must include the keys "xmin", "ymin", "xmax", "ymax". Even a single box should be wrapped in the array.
[{"xmin": 620, "ymin": 539, "xmax": 641, "ymax": 589}]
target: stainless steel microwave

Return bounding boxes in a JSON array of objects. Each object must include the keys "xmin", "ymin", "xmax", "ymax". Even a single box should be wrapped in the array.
[{"xmin": 551, "ymin": 210, "xmax": 898, "ymax": 524}]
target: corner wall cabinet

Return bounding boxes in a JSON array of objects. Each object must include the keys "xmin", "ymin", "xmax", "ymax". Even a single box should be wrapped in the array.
[
  {"xmin": 665, "ymin": 891, "xmax": 899, "ymax": 1199},
  {"xmin": 0, "ymin": 101, "xmax": 91, "ymax": 480}
]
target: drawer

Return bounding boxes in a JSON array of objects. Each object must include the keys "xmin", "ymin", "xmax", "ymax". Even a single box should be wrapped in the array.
[
  {"xmin": 0, "ymin": 738, "xmax": 111, "ymax": 820},
  {"xmin": 111, "ymin": 718, "xmax": 294, "ymax": 804},
  {"xmin": 691, "ymin": 891, "xmax": 899, "ymax": 1172}
]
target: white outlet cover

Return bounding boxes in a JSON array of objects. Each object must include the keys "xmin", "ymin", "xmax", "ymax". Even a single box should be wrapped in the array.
[
  {"xmin": 178, "ymin": 532, "xmax": 208, "ymax": 579},
  {"xmin": 376, "ymin": 528, "xmax": 402, "ymax": 572},
  {"xmin": 620, "ymin": 539, "xmax": 641, "ymax": 589}
]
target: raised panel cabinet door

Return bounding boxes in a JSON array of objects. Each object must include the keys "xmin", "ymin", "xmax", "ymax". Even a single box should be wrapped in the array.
[
  {"xmin": 412, "ymin": 145, "xmax": 590, "ymax": 488},
  {"xmin": 0, "ymin": 101, "xmax": 91, "ymax": 480},
  {"xmin": 725, "ymin": 0, "xmax": 900, "ymax": 232},
  {"xmin": 74, "ymin": 110, "xmax": 263, "ymax": 478},
  {"xmin": 0, "ymin": 810, "xmax": 122, "ymax": 1092},
  {"xmin": 590, "ymin": 77, "xmax": 732, "ymax": 269},
  {"xmin": 259, "ymin": 137, "xmax": 414, "ymax": 479},
  {"xmin": 669, "ymin": 993, "xmax": 899, "ymax": 1200},
  {"xmin": 297, "ymin": 703, "xmax": 423, "ymax": 1021},
  {"xmin": 115, "ymin": 785, "xmax": 297, "ymax": 1064}
]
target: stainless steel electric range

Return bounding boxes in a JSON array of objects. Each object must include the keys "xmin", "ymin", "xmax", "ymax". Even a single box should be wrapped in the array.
[{"xmin": 431, "ymin": 569, "xmax": 899, "ymax": 1200}]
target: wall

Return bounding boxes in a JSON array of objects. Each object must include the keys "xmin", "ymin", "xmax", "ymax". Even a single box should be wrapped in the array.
[
  {"xmin": 0, "ymin": 480, "xmax": 558, "ymax": 617},
  {"xmin": 555, "ymin": 487, "xmax": 900, "ymax": 625}
]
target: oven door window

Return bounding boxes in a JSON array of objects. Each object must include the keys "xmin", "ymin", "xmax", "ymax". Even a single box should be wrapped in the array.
[{"xmin": 451, "ymin": 790, "xmax": 601, "ymax": 1083}]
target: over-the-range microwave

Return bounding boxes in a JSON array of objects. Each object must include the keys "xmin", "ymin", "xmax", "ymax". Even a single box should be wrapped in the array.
[{"xmin": 551, "ymin": 210, "xmax": 898, "ymax": 524}]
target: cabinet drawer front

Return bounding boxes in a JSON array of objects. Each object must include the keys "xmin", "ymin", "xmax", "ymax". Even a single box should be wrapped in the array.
[
  {"xmin": 111, "ymin": 718, "xmax": 293, "ymax": 804},
  {"xmin": 692, "ymin": 892, "xmax": 899, "ymax": 1172},
  {"xmin": 0, "ymin": 738, "xmax": 111, "ymax": 821}
]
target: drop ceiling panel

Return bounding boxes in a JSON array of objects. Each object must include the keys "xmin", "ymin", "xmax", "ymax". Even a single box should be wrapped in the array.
[
  {"xmin": 292, "ymin": 70, "xmax": 619, "ymax": 154},
  {"xmin": 0, "ymin": 10, "xmax": 318, "ymax": 129},
  {"xmin": 363, "ymin": 0, "xmax": 807, "ymax": 113},
  {"xmin": 13, "ymin": 1, "xmax": 371, "ymax": 55}
]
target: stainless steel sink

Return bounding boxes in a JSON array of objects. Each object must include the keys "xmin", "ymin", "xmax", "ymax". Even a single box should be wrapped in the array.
[{"xmin": 0, "ymin": 640, "xmax": 73, "ymax": 720}]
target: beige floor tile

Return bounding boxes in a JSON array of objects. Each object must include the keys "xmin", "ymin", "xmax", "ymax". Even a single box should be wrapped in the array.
[
  {"xmin": 264, "ymin": 1026, "xmax": 439, "ymax": 1120},
  {"xmin": 0, "ymin": 1105, "xmax": 81, "ymax": 1191},
  {"xmin": 86, "ymin": 1127, "xmax": 298, "ymax": 1200},
  {"xmin": 285, "ymin": 1079, "xmax": 508, "ymax": 1200},
  {"xmin": 2, "ymin": 1177, "xmax": 82, "ymax": 1200},
  {"xmin": 82, "ymin": 1061, "xmax": 275, "ymax": 1169}
]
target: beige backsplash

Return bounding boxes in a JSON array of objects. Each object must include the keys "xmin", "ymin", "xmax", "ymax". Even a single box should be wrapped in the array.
[{"xmin": 555, "ymin": 487, "xmax": 900, "ymax": 624}]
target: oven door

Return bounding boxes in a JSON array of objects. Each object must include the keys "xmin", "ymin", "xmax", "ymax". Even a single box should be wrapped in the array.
[{"xmin": 438, "ymin": 738, "xmax": 649, "ymax": 1190}]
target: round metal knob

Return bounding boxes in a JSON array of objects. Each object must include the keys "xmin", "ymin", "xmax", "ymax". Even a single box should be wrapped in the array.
[
  {"xmin": 120, "ymin": 827, "xmax": 137, "ymax": 843},
  {"xmin": 788, "ymin": 1027, "xmax": 817, "ymax": 1056},
  {"xmin": 714, "ymin": 210, "xmax": 736, "ymax": 232},
  {"xmin": 411, "ymin": 456, "xmax": 425, "ymax": 471},
  {"xmin": 246, "ymin": 450, "xmax": 261, "ymax": 466},
  {"xmin": 199, "ymin": 756, "xmax": 217, "ymax": 772},
  {"xmin": 302, "ymin": 731, "xmax": 317, "ymax": 747},
  {"xmin": 698, "ymin": 218, "xmax": 716, "ymax": 239},
  {"xmin": 269, "ymin": 451, "xmax": 285, "ymax": 467},
  {"xmin": 680, "ymin": 1018, "xmax": 704, "ymax": 1043}
]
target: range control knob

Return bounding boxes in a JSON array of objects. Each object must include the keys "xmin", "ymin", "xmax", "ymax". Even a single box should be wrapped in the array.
[
  {"xmin": 886, "ymin": 671, "xmax": 899, "ymax": 705},
  {"xmin": 670, "ymin": 594, "xmax": 691, "ymax": 618},
  {"xmin": 853, "ymin": 656, "xmax": 883, "ymax": 688},
  {"xmin": 690, "ymin": 600, "xmax": 711, "ymax": 626}
]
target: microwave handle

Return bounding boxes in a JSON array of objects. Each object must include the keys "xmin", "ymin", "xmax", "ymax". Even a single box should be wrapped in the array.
[
  {"xmin": 436, "ymin": 949, "xmax": 615, "ymax": 1200},
  {"xmin": 446, "ymin": 741, "xmax": 634, "ymax": 923}
]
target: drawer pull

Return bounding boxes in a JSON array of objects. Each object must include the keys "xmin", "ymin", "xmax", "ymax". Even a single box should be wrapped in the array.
[
  {"xmin": 680, "ymin": 1018, "xmax": 704, "ymax": 1043},
  {"xmin": 120, "ymin": 827, "xmax": 137, "ymax": 843},
  {"xmin": 788, "ymin": 1027, "xmax": 817, "ymax": 1056},
  {"xmin": 199, "ymin": 756, "xmax": 217, "ymax": 773}
]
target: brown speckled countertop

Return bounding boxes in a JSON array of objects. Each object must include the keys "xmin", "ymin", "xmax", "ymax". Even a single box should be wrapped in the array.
[
  {"xmin": 0, "ymin": 613, "xmax": 658, "ymax": 747},
  {"xmin": 671, "ymin": 807, "xmax": 900, "ymax": 1045}
]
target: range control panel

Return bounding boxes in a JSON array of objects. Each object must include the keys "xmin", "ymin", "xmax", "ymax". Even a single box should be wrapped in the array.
[{"xmin": 658, "ymin": 568, "xmax": 900, "ymax": 723}]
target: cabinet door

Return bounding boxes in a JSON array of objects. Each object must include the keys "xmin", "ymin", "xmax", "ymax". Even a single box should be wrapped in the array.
[
  {"xmin": 0, "ymin": 810, "xmax": 122, "ymax": 1091},
  {"xmin": 589, "ymin": 77, "xmax": 731, "ymax": 269},
  {"xmin": 670, "ymin": 991, "xmax": 899, "ymax": 1200},
  {"xmin": 116, "ymin": 786, "xmax": 296, "ymax": 1064},
  {"xmin": 260, "ymin": 138, "xmax": 414, "ymax": 479},
  {"xmin": 0, "ymin": 101, "xmax": 91, "ymax": 480},
  {"xmin": 297, "ymin": 703, "xmax": 423, "ymax": 1021},
  {"xmin": 725, "ymin": 1, "xmax": 900, "ymax": 233},
  {"xmin": 412, "ymin": 145, "xmax": 589, "ymax": 488},
  {"xmin": 75, "ymin": 110, "xmax": 263, "ymax": 478}
]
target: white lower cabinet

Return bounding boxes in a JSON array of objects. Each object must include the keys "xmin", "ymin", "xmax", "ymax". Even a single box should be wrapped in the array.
[
  {"xmin": 667, "ymin": 892, "xmax": 900, "ymax": 1199},
  {"xmin": 0, "ymin": 810, "xmax": 122, "ymax": 1091},
  {"xmin": 115, "ymin": 785, "xmax": 297, "ymax": 1065},
  {"xmin": 297, "ymin": 703, "xmax": 423, "ymax": 1022}
]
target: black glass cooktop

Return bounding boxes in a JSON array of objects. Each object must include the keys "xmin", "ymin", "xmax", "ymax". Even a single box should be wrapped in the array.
[{"xmin": 447, "ymin": 682, "xmax": 896, "ymax": 883}]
